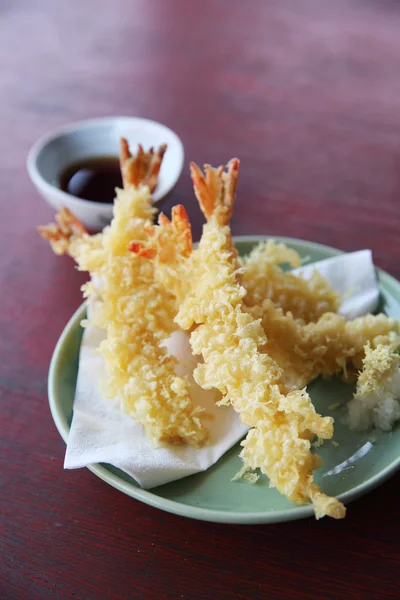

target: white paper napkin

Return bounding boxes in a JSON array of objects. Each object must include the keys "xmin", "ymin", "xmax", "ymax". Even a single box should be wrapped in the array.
[
  {"xmin": 64, "ymin": 250, "xmax": 380, "ymax": 488},
  {"xmin": 294, "ymin": 250, "xmax": 379, "ymax": 320}
]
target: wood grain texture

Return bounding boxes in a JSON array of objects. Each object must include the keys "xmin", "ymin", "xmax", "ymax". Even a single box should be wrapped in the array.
[{"xmin": 1, "ymin": 0, "xmax": 399, "ymax": 598}]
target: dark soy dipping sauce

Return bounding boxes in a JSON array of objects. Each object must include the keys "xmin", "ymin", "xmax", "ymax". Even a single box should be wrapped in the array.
[{"xmin": 59, "ymin": 156, "xmax": 122, "ymax": 203}]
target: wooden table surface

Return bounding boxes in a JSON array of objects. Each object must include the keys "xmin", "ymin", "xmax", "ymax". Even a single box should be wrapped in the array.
[{"xmin": 1, "ymin": 1, "xmax": 400, "ymax": 598}]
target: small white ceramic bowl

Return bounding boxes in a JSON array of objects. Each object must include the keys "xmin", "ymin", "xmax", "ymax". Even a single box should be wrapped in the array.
[{"xmin": 27, "ymin": 116, "xmax": 184, "ymax": 230}]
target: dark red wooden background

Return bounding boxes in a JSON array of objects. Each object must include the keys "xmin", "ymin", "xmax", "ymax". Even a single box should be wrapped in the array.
[{"xmin": 1, "ymin": 1, "xmax": 400, "ymax": 598}]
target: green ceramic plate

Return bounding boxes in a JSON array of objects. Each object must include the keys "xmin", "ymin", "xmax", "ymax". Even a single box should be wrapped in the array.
[{"xmin": 48, "ymin": 236, "xmax": 400, "ymax": 523}]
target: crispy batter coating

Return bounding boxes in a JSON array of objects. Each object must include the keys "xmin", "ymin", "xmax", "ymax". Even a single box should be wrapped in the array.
[
  {"xmin": 89, "ymin": 162, "xmax": 208, "ymax": 445},
  {"xmin": 129, "ymin": 205, "xmax": 194, "ymax": 306},
  {"xmin": 354, "ymin": 341, "xmax": 400, "ymax": 395},
  {"xmin": 241, "ymin": 241, "xmax": 399, "ymax": 388},
  {"xmin": 91, "ymin": 198, "xmax": 207, "ymax": 446},
  {"xmin": 344, "ymin": 314, "xmax": 400, "ymax": 365},
  {"xmin": 133, "ymin": 160, "xmax": 345, "ymax": 519},
  {"xmin": 38, "ymin": 139, "xmax": 167, "ymax": 264},
  {"xmin": 39, "ymin": 146, "xmax": 400, "ymax": 513},
  {"xmin": 346, "ymin": 342, "xmax": 400, "ymax": 431},
  {"xmin": 183, "ymin": 223, "xmax": 342, "ymax": 518},
  {"xmin": 39, "ymin": 141, "xmax": 207, "ymax": 447},
  {"xmin": 241, "ymin": 241, "xmax": 341, "ymax": 322},
  {"xmin": 250, "ymin": 302, "xmax": 400, "ymax": 388}
]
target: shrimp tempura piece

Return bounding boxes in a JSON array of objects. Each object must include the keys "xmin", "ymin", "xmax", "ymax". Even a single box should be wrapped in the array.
[
  {"xmin": 241, "ymin": 241, "xmax": 340, "ymax": 322},
  {"xmin": 39, "ymin": 140, "xmax": 207, "ymax": 446},
  {"xmin": 37, "ymin": 138, "xmax": 167, "ymax": 272},
  {"xmin": 132, "ymin": 160, "xmax": 345, "ymax": 519},
  {"xmin": 86, "ymin": 150, "xmax": 207, "ymax": 447},
  {"xmin": 91, "ymin": 240, "xmax": 207, "ymax": 446}
]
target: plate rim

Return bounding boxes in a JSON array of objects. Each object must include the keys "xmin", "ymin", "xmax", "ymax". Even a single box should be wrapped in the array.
[{"xmin": 48, "ymin": 235, "xmax": 400, "ymax": 524}]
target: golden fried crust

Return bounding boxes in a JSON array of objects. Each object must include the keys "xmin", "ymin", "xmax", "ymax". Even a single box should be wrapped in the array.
[
  {"xmin": 174, "ymin": 218, "xmax": 341, "ymax": 518},
  {"xmin": 128, "ymin": 204, "xmax": 193, "ymax": 262},
  {"xmin": 190, "ymin": 159, "xmax": 239, "ymax": 225},
  {"xmin": 37, "ymin": 206, "xmax": 87, "ymax": 255},
  {"xmin": 120, "ymin": 137, "xmax": 167, "ymax": 192},
  {"xmin": 128, "ymin": 242, "xmax": 156, "ymax": 259},
  {"xmin": 133, "ymin": 159, "xmax": 342, "ymax": 518},
  {"xmin": 94, "ymin": 189, "xmax": 207, "ymax": 447},
  {"xmin": 240, "ymin": 240, "xmax": 341, "ymax": 322}
]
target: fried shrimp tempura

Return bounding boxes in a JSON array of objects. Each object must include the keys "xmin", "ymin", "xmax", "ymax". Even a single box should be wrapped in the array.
[
  {"xmin": 87, "ymin": 143, "xmax": 207, "ymax": 447},
  {"xmin": 241, "ymin": 240, "xmax": 340, "ymax": 322},
  {"xmin": 39, "ymin": 140, "xmax": 207, "ymax": 447},
  {"xmin": 37, "ymin": 138, "xmax": 166, "ymax": 270},
  {"xmin": 91, "ymin": 194, "xmax": 207, "ymax": 447},
  {"xmin": 132, "ymin": 160, "xmax": 345, "ymax": 519}
]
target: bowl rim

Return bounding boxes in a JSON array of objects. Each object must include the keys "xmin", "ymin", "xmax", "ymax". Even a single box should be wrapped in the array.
[
  {"xmin": 26, "ymin": 115, "xmax": 185, "ymax": 209},
  {"xmin": 48, "ymin": 235, "xmax": 400, "ymax": 524}
]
